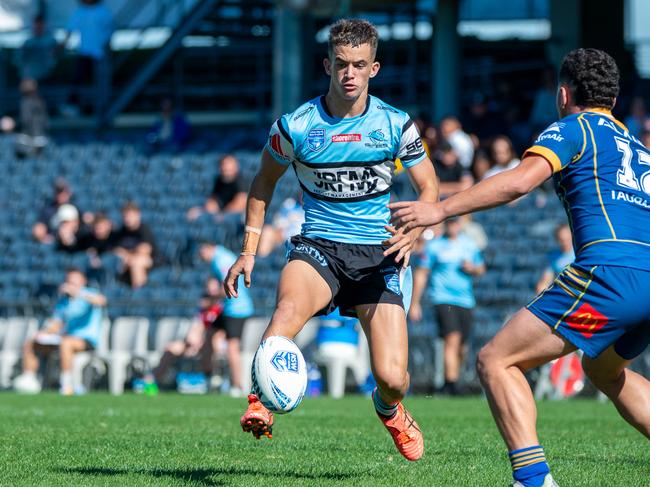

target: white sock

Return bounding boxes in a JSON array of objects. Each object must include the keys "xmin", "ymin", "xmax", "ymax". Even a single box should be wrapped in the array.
[
  {"xmin": 60, "ymin": 371, "xmax": 72, "ymax": 390},
  {"xmin": 23, "ymin": 371, "xmax": 37, "ymax": 379}
]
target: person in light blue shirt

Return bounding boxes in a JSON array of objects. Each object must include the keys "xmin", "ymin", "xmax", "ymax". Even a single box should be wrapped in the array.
[
  {"xmin": 535, "ymin": 223, "xmax": 575, "ymax": 294},
  {"xmin": 14, "ymin": 268, "xmax": 106, "ymax": 395},
  {"xmin": 410, "ymin": 218, "xmax": 485, "ymax": 395},
  {"xmin": 200, "ymin": 243, "xmax": 254, "ymax": 396}
]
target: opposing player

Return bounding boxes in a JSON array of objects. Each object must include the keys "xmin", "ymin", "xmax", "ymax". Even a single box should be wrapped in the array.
[
  {"xmin": 388, "ymin": 48, "xmax": 650, "ymax": 485},
  {"xmin": 224, "ymin": 19, "xmax": 437, "ymax": 461}
]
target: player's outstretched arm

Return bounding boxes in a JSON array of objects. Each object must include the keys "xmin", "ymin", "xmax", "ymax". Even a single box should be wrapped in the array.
[
  {"xmin": 383, "ymin": 157, "xmax": 439, "ymax": 263},
  {"xmin": 224, "ymin": 149, "xmax": 288, "ymax": 298},
  {"xmin": 388, "ymin": 155, "xmax": 552, "ymax": 233}
]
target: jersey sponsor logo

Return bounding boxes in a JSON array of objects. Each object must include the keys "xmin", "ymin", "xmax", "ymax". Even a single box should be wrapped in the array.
[
  {"xmin": 332, "ymin": 133, "xmax": 361, "ymax": 143},
  {"xmin": 611, "ymin": 190, "xmax": 650, "ymax": 209},
  {"xmin": 366, "ymin": 129, "xmax": 389, "ymax": 148},
  {"xmin": 294, "ymin": 243, "xmax": 328, "ymax": 266},
  {"xmin": 307, "ymin": 129, "xmax": 326, "ymax": 152},
  {"xmin": 537, "ymin": 132, "xmax": 564, "ymax": 143},
  {"xmin": 376, "ymin": 104, "xmax": 399, "ymax": 113},
  {"xmin": 293, "ymin": 104, "xmax": 315, "ymax": 121},
  {"xmin": 271, "ymin": 350, "xmax": 299, "ymax": 373},
  {"xmin": 404, "ymin": 137, "xmax": 424, "ymax": 154},
  {"xmin": 565, "ymin": 303, "xmax": 608, "ymax": 338},
  {"xmin": 545, "ymin": 122, "xmax": 565, "ymax": 133},
  {"xmin": 536, "ymin": 122, "xmax": 566, "ymax": 143},
  {"xmin": 313, "ymin": 167, "xmax": 380, "ymax": 195},
  {"xmin": 269, "ymin": 133, "xmax": 289, "ymax": 160}
]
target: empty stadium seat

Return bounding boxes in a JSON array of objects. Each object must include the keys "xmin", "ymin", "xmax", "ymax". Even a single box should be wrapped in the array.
[
  {"xmin": 0, "ymin": 317, "xmax": 38, "ymax": 389},
  {"xmin": 106, "ymin": 316, "xmax": 149, "ymax": 395}
]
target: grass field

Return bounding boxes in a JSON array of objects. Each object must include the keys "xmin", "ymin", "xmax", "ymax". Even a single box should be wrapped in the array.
[{"xmin": 0, "ymin": 393, "xmax": 647, "ymax": 486}]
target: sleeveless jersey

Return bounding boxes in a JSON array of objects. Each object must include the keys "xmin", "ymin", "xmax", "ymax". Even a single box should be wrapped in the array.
[{"xmin": 266, "ymin": 95, "xmax": 427, "ymax": 244}]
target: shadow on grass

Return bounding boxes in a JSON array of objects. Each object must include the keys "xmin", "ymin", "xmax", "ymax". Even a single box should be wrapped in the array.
[{"xmin": 55, "ymin": 465, "xmax": 371, "ymax": 486}]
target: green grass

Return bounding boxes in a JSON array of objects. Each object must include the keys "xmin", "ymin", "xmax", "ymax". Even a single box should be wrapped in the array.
[{"xmin": 0, "ymin": 393, "xmax": 646, "ymax": 486}]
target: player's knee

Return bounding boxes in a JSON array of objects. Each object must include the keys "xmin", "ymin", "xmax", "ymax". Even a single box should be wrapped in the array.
[
  {"xmin": 271, "ymin": 299, "xmax": 302, "ymax": 328},
  {"xmin": 476, "ymin": 343, "xmax": 499, "ymax": 382}
]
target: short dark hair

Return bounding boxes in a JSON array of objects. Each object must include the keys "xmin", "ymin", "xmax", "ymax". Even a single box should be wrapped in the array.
[
  {"xmin": 559, "ymin": 48, "xmax": 619, "ymax": 109},
  {"xmin": 66, "ymin": 267, "xmax": 85, "ymax": 278},
  {"xmin": 122, "ymin": 201, "xmax": 139, "ymax": 212},
  {"xmin": 328, "ymin": 19, "xmax": 379, "ymax": 58}
]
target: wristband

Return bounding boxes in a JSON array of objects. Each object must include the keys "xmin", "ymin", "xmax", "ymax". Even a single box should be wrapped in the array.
[{"xmin": 241, "ymin": 228, "xmax": 261, "ymax": 255}]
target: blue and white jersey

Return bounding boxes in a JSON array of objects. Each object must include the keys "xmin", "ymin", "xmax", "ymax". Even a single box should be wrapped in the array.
[
  {"xmin": 52, "ymin": 287, "xmax": 103, "ymax": 348},
  {"xmin": 415, "ymin": 235, "xmax": 484, "ymax": 309},
  {"xmin": 266, "ymin": 95, "xmax": 427, "ymax": 244},
  {"xmin": 211, "ymin": 246, "xmax": 254, "ymax": 318}
]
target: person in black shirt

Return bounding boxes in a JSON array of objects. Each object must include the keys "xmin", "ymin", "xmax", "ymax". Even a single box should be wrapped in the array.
[
  {"xmin": 187, "ymin": 154, "xmax": 247, "ymax": 220},
  {"xmin": 433, "ymin": 142, "xmax": 474, "ymax": 199},
  {"xmin": 113, "ymin": 202, "xmax": 156, "ymax": 288}
]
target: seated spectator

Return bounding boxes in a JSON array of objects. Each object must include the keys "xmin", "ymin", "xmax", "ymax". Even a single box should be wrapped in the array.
[
  {"xmin": 32, "ymin": 179, "xmax": 81, "ymax": 244},
  {"xmin": 258, "ymin": 196, "xmax": 305, "ymax": 257},
  {"xmin": 483, "ymin": 135, "xmax": 520, "ymax": 179},
  {"xmin": 13, "ymin": 268, "xmax": 106, "ymax": 395},
  {"xmin": 535, "ymin": 223, "xmax": 575, "ymax": 294},
  {"xmin": 187, "ymin": 154, "xmax": 247, "ymax": 220},
  {"xmin": 440, "ymin": 116, "xmax": 474, "ymax": 169},
  {"xmin": 146, "ymin": 97, "xmax": 191, "ymax": 152},
  {"xmin": 146, "ymin": 278, "xmax": 225, "ymax": 389},
  {"xmin": 15, "ymin": 78, "xmax": 49, "ymax": 157},
  {"xmin": 200, "ymin": 242, "xmax": 255, "ymax": 397},
  {"xmin": 54, "ymin": 204, "xmax": 84, "ymax": 253},
  {"xmin": 13, "ymin": 14, "xmax": 57, "ymax": 82},
  {"xmin": 433, "ymin": 142, "xmax": 473, "ymax": 198},
  {"xmin": 471, "ymin": 149, "xmax": 491, "ymax": 181},
  {"xmin": 113, "ymin": 202, "xmax": 157, "ymax": 288},
  {"xmin": 77, "ymin": 213, "xmax": 117, "ymax": 283}
]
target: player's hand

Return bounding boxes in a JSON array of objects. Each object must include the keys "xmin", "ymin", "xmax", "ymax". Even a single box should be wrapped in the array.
[
  {"xmin": 224, "ymin": 255, "xmax": 255, "ymax": 298},
  {"xmin": 382, "ymin": 225, "xmax": 422, "ymax": 264},
  {"xmin": 388, "ymin": 201, "xmax": 445, "ymax": 232},
  {"xmin": 408, "ymin": 302, "xmax": 423, "ymax": 323}
]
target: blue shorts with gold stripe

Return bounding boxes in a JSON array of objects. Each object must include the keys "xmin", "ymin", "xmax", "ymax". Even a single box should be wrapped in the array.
[{"xmin": 527, "ymin": 263, "xmax": 650, "ymax": 359}]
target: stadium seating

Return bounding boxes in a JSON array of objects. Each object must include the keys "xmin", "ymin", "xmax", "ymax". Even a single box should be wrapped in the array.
[
  {"xmin": 106, "ymin": 316, "xmax": 150, "ymax": 395},
  {"xmin": 0, "ymin": 317, "xmax": 38, "ymax": 389}
]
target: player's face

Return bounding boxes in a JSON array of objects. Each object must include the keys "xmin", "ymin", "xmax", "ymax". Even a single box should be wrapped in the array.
[{"xmin": 324, "ymin": 43, "xmax": 379, "ymax": 102}]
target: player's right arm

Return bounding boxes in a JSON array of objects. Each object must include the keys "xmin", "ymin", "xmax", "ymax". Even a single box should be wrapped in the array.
[{"xmin": 224, "ymin": 148, "xmax": 289, "ymax": 298}]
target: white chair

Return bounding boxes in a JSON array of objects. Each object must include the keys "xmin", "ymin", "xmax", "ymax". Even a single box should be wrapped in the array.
[
  {"xmin": 147, "ymin": 317, "xmax": 192, "ymax": 370},
  {"xmin": 0, "ymin": 317, "xmax": 38, "ymax": 389},
  {"xmin": 71, "ymin": 318, "xmax": 111, "ymax": 391},
  {"xmin": 106, "ymin": 316, "xmax": 149, "ymax": 395},
  {"xmin": 239, "ymin": 317, "xmax": 268, "ymax": 394},
  {"xmin": 313, "ymin": 331, "xmax": 370, "ymax": 399}
]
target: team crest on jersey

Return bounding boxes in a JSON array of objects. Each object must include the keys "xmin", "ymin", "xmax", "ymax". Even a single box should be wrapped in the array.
[
  {"xmin": 307, "ymin": 129, "xmax": 326, "ymax": 152},
  {"xmin": 366, "ymin": 129, "xmax": 389, "ymax": 148}
]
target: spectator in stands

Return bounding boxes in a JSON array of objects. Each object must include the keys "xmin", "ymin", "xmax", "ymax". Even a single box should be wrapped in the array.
[
  {"xmin": 440, "ymin": 116, "xmax": 474, "ymax": 169},
  {"xmin": 200, "ymin": 243, "xmax": 255, "ymax": 397},
  {"xmin": 624, "ymin": 96, "xmax": 650, "ymax": 138},
  {"xmin": 471, "ymin": 149, "xmax": 491, "ymax": 181},
  {"xmin": 15, "ymin": 78, "xmax": 49, "ymax": 157},
  {"xmin": 257, "ymin": 196, "xmax": 305, "ymax": 257},
  {"xmin": 60, "ymin": 0, "xmax": 114, "ymax": 116},
  {"xmin": 187, "ymin": 154, "xmax": 247, "ymax": 221},
  {"xmin": 433, "ymin": 142, "xmax": 473, "ymax": 199},
  {"xmin": 54, "ymin": 204, "xmax": 84, "ymax": 253},
  {"xmin": 529, "ymin": 67, "xmax": 558, "ymax": 133},
  {"xmin": 32, "ymin": 179, "xmax": 80, "ymax": 244},
  {"xmin": 410, "ymin": 218, "xmax": 485, "ymax": 395},
  {"xmin": 149, "ymin": 278, "xmax": 225, "ymax": 388},
  {"xmin": 146, "ymin": 97, "xmax": 192, "ymax": 153},
  {"xmin": 483, "ymin": 135, "xmax": 520, "ymax": 179},
  {"xmin": 77, "ymin": 213, "xmax": 117, "ymax": 283},
  {"xmin": 13, "ymin": 268, "xmax": 106, "ymax": 395},
  {"xmin": 13, "ymin": 14, "xmax": 57, "ymax": 82},
  {"xmin": 421, "ymin": 124, "xmax": 439, "ymax": 159},
  {"xmin": 535, "ymin": 223, "xmax": 575, "ymax": 294},
  {"xmin": 113, "ymin": 202, "xmax": 157, "ymax": 288}
]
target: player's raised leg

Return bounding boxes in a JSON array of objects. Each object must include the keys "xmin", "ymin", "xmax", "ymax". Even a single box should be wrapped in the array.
[
  {"xmin": 357, "ymin": 302, "xmax": 424, "ymax": 461},
  {"xmin": 582, "ymin": 345, "xmax": 650, "ymax": 438},
  {"xmin": 240, "ymin": 259, "xmax": 332, "ymax": 439},
  {"xmin": 476, "ymin": 308, "xmax": 574, "ymax": 486}
]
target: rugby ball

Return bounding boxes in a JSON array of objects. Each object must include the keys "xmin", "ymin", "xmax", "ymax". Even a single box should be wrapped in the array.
[{"xmin": 252, "ymin": 335, "xmax": 307, "ymax": 414}]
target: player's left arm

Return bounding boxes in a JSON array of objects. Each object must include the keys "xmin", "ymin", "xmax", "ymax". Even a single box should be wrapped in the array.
[
  {"xmin": 384, "ymin": 158, "xmax": 439, "ymax": 263},
  {"xmin": 388, "ymin": 155, "xmax": 552, "ymax": 233}
]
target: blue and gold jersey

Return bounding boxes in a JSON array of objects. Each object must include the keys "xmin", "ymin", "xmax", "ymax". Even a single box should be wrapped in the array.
[
  {"xmin": 524, "ymin": 109, "xmax": 650, "ymax": 270},
  {"xmin": 266, "ymin": 95, "xmax": 427, "ymax": 244}
]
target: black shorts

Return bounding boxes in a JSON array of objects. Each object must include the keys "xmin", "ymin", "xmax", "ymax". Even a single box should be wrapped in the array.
[
  {"xmin": 213, "ymin": 315, "xmax": 247, "ymax": 339},
  {"xmin": 435, "ymin": 304, "xmax": 473, "ymax": 341},
  {"xmin": 287, "ymin": 235, "xmax": 406, "ymax": 317}
]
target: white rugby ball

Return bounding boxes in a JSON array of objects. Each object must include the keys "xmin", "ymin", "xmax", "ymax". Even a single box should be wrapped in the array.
[{"xmin": 252, "ymin": 335, "xmax": 307, "ymax": 414}]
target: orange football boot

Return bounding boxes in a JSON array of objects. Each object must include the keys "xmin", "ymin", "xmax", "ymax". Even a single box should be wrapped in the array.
[
  {"xmin": 240, "ymin": 394, "xmax": 274, "ymax": 439},
  {"xmin": 375, "ymin": 394, "xmax": 424, "ymax": 461}
]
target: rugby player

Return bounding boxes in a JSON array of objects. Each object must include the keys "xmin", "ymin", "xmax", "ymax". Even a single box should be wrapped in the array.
[
  {"xmin": 388, "ymin": 48, "xmax": 650, "ymax": 485},
  {"xmin": 224, "ymin": 18, "xmax": 438, "ymax": 461}
]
